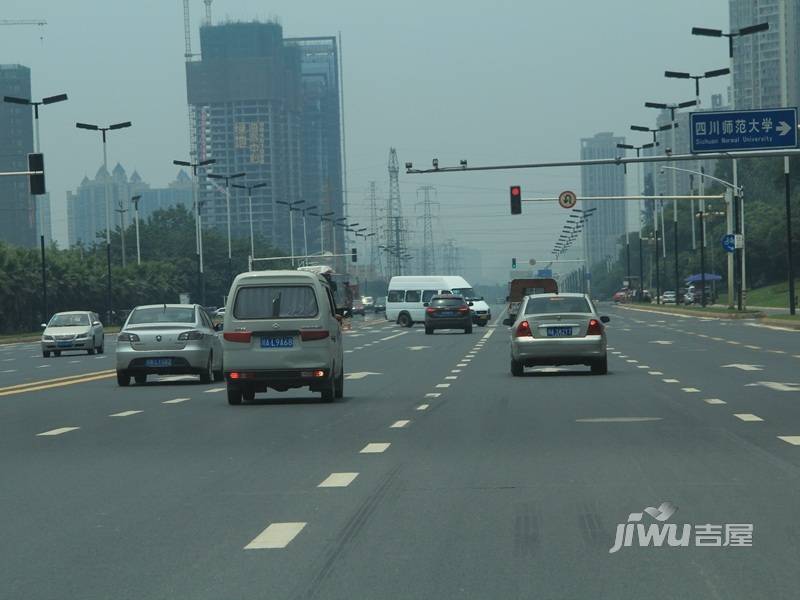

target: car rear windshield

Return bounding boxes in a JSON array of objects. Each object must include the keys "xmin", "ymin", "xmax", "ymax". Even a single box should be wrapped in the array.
[
  {"xmin": 49, "ymin": 313, "xmax": 90, "ymax": 327},
  {"xmin": 431, "ymin": 297, "xmax": 465, "ymax": 307},
  {"xmin": 234, "ymin": 285, "xmax": 319, "ymax": 319},
  {"xmin": 525, "ymin": 296, "xmax": 592, "ymax": 314},
  {"xmin": 128, "ymin": 307, "xmax": 196, "ymax": 324}
]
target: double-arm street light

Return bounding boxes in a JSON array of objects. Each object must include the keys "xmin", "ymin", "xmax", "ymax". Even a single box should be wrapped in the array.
[
  {"xmin": 664, "ymin": 68, "xmax": 730, "ymax": 101},
  {"xmin": 77, "ymin": 120, "xmax": 132, "ymax": 324},
  {"xmin": 630, "ymin": 123, "xmax": 674, "ymax": 145},
  {"xmin": 276, "ymin": 200, "xmax": 305, "ymax": 264},
  {"xmin": 299, "ymin": 205, "xmax": 317, "ymax": 259},
  {"xmin": 231, "ymin": 182, "xmax": 267, "ymax": 259},
  {"xmin": 4, "ymin": 92, "xmax": 68, "ymax": 324},
  {"xmin": 173, "ymin": 158, "xmax": 216, "ymax": 305},
  {"xmin": 309, "ymin": 211, "xmax": 336, "ymax": 255},
  {"xmin": 208, "ymin": 171, "xmax": 246, "ymax": 284}
]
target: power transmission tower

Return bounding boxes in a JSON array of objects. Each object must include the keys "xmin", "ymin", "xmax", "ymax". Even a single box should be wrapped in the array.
[
  {"xmin": 415, "ymin": 186, "xmax": 438, "ymax": 275},
  {"xmin": 441, "ymin": 239, "xmax": 462, "ymax": 274},
  {"xmin": 387, "ymin": 148, "xmax": 403, "ymax": 276},
  {"xmin": 368, "ymin": 181, "xmax": 383, "ymax": 279}
]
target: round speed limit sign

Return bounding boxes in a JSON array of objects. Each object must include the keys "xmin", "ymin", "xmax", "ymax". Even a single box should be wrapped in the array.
[{"xmin": 558, "ymin": 190, "xmax": 577, "ymax": 209}]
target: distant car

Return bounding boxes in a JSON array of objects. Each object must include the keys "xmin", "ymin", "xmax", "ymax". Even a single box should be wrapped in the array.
[
  {"xmin": 612, "ymin": 289, "xmax": 629, "ymax": 303},
  {"xmin": 661, "ymin": 291, "xmax": 677, "ymax": 304},
  {"xmin": 41, "ymin": 311, "xmax": 104, "ymax": 357},
  {"xmin": 466, "ymin": 295, "xmax": 491, "ymax": 326},
  {"xmin": 510, "ymin": 293, "xmax": 609, "ymax": 376},
  {"xmin": 424, "ymin": 295, "xmax": 472, "ymax": 334},
  {"xmin": 352, "ymin": 299, "xmax": 365, "ymax": 316},
  {"xmin": 361, "ymin": 296, "xmax": 375, "ymax": 311},
  {"xmin": 373, "ymin": 296, "xmax": 386, "ymax": 313},
  {"xmin": 214, "ymin": 307, "xmax": 226, "ymax": 318},
  {"xmin": 115, "ymin": 304, "xmax": 223, "ymax": 386}
]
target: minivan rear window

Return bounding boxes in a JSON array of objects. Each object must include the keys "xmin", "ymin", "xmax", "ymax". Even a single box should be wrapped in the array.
[
  {"xmin": 525, "ymin": 296, "xmax": 591, "ymax": 315},
  {"xmin": 387, "ymin": 290, "xmax": 404, "ymax": 302},
  {"xmin": 234, "ymin": 285, "xmax": 319, "ymax": 319}
]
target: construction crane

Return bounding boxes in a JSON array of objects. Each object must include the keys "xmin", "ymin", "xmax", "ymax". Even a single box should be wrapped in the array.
[
  {"xmin": 0, "ymin": 19, "xmax": 47, "ymax": 26},
  {"xmin": 204, "ymin": 0, "xmax": 213, "ymax": 24}
]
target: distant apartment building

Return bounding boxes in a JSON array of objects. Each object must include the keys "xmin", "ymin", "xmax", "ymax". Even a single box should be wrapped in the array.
[
  {"xmin": 580, "ymin": 132, "xmax": 626, "ymax": 270},
  {"xmin": 730, "ymin": 0, "xmax": 800, "ymax": 109},
  {"xmin": 67, "ymin": 165, "xmax": 192, "ymax": 247},
  {"xmin": 0, "ymin": 64, "xmax": 35, "ymax": 247},
  {"xmin": 186, "ymin": 21, "xmax": 344, "ymax": 256}
]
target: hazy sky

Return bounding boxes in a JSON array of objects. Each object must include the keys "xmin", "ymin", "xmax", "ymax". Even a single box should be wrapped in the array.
[{"xmin": 2, "ymin": 0, "xmax": 730, "ymax": 282}]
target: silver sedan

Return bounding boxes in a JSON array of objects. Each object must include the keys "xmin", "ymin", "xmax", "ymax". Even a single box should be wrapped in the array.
[
  {"xmin": 115, "ymin": 304, "xmax": 223, "ymax": 386},
  {"xmin": 41, "ymin": 311, "xmax": 104, "ymax": 357},
  {"xmin": 509, "ymin": 293, "xmax": 609, "ymax": 376}
]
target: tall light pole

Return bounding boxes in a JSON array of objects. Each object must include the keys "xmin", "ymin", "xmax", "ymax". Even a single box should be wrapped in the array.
[
  {"xmin": 131, "ymin": 195, "xmax": 142, "ymax": 265},
  {"xmin": 320, "ymin": 211, "xmax": 335, "ymax": 253},
  {"xmin": 77, "ymin": 120, "xmax": 132, "ymax": 324},
  {"xmin": 299, "ymin": 205, "xmax": 317, "ymax": 261},
  {"xmin": 231, "ymin": 182, "xmax": 267, "ymax": 260},
  {"xmin": 114, "ymin": 200, "xmax": 128, "ymax": 267},
  {"xmin": 173, "ymin": 158, "xmax": 216, "ymax": 305},
  {"xmin": 276, "ymin": 200, "xmax": 305, "ymax": 265},
  {"xmin": 692, "ymin": 21, "xmax": 770, "ymax": 310},
  {"xmin": 208, "ymin": 171, "xmax": 246, "ymax": 284},
  {"xmin": 4, "ymin": 93, "xmax": 68, "ymax": 323}
]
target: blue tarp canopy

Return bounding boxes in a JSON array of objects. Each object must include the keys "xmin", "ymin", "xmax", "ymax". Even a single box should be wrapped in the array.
[{"xmin": 685, "ymin": 273, "xmax": 722, "ymax": 283}]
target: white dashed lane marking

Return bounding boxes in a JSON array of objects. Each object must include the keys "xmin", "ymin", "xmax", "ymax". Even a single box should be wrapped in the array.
[
  {"xmin": 704, "ymin": 398, "xmax": 726, "ymax": 405},
  {"xmin": 425, "ymin": 393, "xmax": 441, "ymax": 398},
  {"xmin": 110, "ymin": 410, "xmax": 143, "ymax": 417},
  {"xmin": 390, "ymin": 420, "xmax": 410, "ymax": 428},
  {"xmin": 734, "ymin": 413, "xmax": 764, "ymax": 422},
  {"xmin": 360, "ymin": 442, "xmax": 390, "ymax": 453},
  {"xmin": 778, "ymin": 436, "xmax": 800, "ymax": 445},
  {"xmin": 163, "ymin": 397, "xmax": 191, "ymax": 404},
  {"xmin": 436, "ymin": 383, "xmax": 451, "ymax": 388},
  {"xmin": 318, "ymin": 473, "xmax": 358, "ymax": 488},
  {"xmin": 36, "ymin": 426, "xmax": 80, "ymax": 437},
  {"xmin": 662, "ymin": 379, "xmax": 680, "ymax": 383},
  {"xmin": 682, "ymin": 387, "xmax": 700, "ymax": 393},
  {"xmin": 204, "ymin": 387, "xmax": 225, "ymax": 393},
  {"xmin": 244, "ymin": 522, "xmax": 306, "ymax": 550},
  {"xmin": 416, "ymin": 404, "xmax": 429, "ymax": 411}
]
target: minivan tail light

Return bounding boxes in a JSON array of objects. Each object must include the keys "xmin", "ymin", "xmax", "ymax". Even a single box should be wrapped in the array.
[
  {"xmin": 514, "ymin": 320, "xmax": 532, "ymax": 337},
  {"xmin": 587, "ymin": 319, "xmax": 602, "ymax": 336},
  {"xmin": 300, "ymin": 329, "xmax": 329, "ymax": 341},
  {"xmin": 224, "ymin": 331, "xmax": 252, "ymax": 343}
]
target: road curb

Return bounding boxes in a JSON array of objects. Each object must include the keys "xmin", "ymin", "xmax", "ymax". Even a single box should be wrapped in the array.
[
  {"xmin": 758, "ymin": 317, "xmax": 800, "ymax": 330},
  {"xmin": 618, "ymin": 304, "xmax": 763, "ymax": 320}
]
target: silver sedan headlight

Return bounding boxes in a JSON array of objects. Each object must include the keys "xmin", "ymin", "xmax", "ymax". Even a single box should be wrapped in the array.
[
  {"xmin": 42, "ymin": 335, "xmax": 53, "ymax": 341},
  {"xmin": 76, "ymin": 331, "xmax": 89, "ymax": 339}
]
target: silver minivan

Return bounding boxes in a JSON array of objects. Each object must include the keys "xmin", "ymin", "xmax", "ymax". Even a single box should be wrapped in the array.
[{"xmin": 222, "ymin": 270, "xmax": 344, "ymax": 405}]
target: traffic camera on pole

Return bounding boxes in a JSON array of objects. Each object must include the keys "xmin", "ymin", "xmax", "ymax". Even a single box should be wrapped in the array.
[
  {"xmin": 510, "ymin": 185, "xmax": 522, "ymax": 215},
  {"xmin": 351, "ymin": 248, "xmax": 358, "ymax": 263},
  {"xmin": 28, "ymin": 153, "xmax": 45, "ymax": 195}
]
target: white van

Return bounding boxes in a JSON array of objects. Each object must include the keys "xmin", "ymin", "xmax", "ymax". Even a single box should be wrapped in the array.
[
  {"xmin": 386, "ymin": 275, "xmax": 477, "ymax": 327},
  {"xmin": 222, "ymin": 270, "xmax": 344, "ymax": 405}
]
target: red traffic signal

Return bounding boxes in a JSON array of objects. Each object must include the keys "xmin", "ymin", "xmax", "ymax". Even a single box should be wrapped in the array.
[{"xmin": 510, "ymin": 185, "xmax": 521, "ymax": 215}]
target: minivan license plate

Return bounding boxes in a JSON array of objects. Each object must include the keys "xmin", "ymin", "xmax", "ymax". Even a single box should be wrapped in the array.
[
  {"xmin": 546, "ymin": 327, "xmax": 572, "ymax": 337},
  {"xmin": 261, "ymin": 336, "xmax": 294, "ymax": 348}
]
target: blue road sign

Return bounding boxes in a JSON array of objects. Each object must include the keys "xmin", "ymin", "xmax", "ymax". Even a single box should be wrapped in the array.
[
  {"xmin": 537, "ymin": 269, "xmax": 553, "ymax": 277},
  {"xmin": 690, "ymin": 107, "xmax": 798, "ymax": 153},
  {"xmin": 721, "ymin": 233, "xmax": 736, "ymax": 253}
]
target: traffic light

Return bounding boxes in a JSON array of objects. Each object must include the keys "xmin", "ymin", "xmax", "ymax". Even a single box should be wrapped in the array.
[
  {"xmin": 512, "ymin": 257, "xmax": 517, "ymax": 269},
  {"xmin": 351, "ymin": 247, "xmax": 357, "ymax": 263},
  {"xmin": 28, "ymin": 153, "xmax": 45, "ymax": 195},
  {"xmin": 510, "ymin": 185, "xmax": 521, "ymax": 215}
]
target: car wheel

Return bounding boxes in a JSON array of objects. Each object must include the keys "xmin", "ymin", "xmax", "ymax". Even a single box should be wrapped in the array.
[
  {"xmin": 43, "ymin": 351, "xmax": 50, "ymax": 358},
  {"xmin": 54, "ymin": 350, "xmax": 61, "ymax": 357},
  {"xmin": 87, "ymin": 347, "xmax": 95, "ymax": 355},
  {"xmin": 510, "ymin": 358, "xmax": 524, "ymax": 377},
  {"xmin": 479, "ymin": 321, "xmax": 487, "ymax": 327},
  {"xmin": 199, "ymin": 353, "xmax": 213, "ymax": 384},
  {"xmin": 227, "ymin": 386, "xmax": 242, "ymax": 405},
  {"xmin": 321, "ymin": 374, "xmax": 336, "ymax": 403},
  {"xmin": 464, "ymin": 325, "xmax": 473, "ymax": 334},
  {"xmin": 117, "ymin": 370, "xmax": 131, "ymax": 386},
  {"xmin": 97, "ymin": 340, "xmax": 104, "ymax": 354},
  {"xmin": 591, "ymin": 355, "xmax": 608, "ymax": 375},
  {"xmin": 397, "ymin": 313, "xmax": 412, "ymax": 328},
  {"xmin": 425, "ymin": 326, "xmax": 433, "ymax": 335},
  {"xmin": 213, "ymin": 367, "xmax": 224, "ymax": 382},
  {"xmin": 335, "ymin": 367, "xmax": 344, "ymax": 399},
  {"xmin": 134, "ymin": 374, "xmax": 147, "ymax": 385}
]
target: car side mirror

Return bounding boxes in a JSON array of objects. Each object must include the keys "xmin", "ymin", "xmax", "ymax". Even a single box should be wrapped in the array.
[
  {"xmin": 40, "ymin": 323, "xmax": 47, "ymax": 329},
  {"xmin": 335, "ymin": 314, "xmax": 343, "ymax": 323},
  {"xmin": 468, "ymin": 301, "xmax": 474, "ymax": 306},
  {"xmin": 600, "ymin": 316, "xmax": 610, "ymax": 323},
  {"xmin": 502, "ymin": 317, "xmax": 513, "ymax": 326},
  {"xmin": 423, "ymin": 302, "xmax": 429, "ymax": 307},
  {"xmin": 93, "ymin": 321, "xmax": 101, "ymax": 326},
  {"xmin": 214, "ymin": 322, "xmax": 223, "ymax": 332}
]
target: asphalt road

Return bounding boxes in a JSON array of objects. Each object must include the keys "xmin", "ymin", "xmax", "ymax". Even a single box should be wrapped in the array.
[{"xmin": 3, "ymin": 306, "xmax": 800, "ymax": 599}]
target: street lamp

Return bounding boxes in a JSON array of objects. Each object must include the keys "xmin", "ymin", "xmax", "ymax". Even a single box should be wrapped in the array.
[
  {"xmin": 207, "ymin": 171, "xmax": 246, "ymax": 284},
  {"xmin": 630, "ymin": 123, "xmax": 675, "ymax": 145},
  {"xmin": 664, "ymin": 68, "xmax": 730, "ymax": 102},
  {"xmin": 131, "ymin": 195, "xmax": 143, "ymax": 265},
  {"xmin": 276, "ymin": 200, "xmax": 305, "ymax": 264},
  {"xmin": 691, "ymin": 22, "xmax": 769, "ymax": 59},
  {"xmin": 76, "ymin": 120, "xmax": 132, "ymax": 324},
  {"xmin": 173, "ymin": 158, "xmax": 216, "ymax": 305},
  {"xmin": 114, "ymin": 200, "xmax": 128, "ymax": 267},
  {"xmin": 299, "ymin": 205, "xmax": 317, "ymax": 260},
  {"xmin": 4, "ymin": 92, "xmax": 68, "ymax": 324},
  {"xmin": 231, "ymin": 182, "xmax": 267, "ymax": 260}
]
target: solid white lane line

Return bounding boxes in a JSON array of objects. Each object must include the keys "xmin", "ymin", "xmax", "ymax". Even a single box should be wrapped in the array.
[
  {"xmin": 318, "ymin": 472, "xmax": 358, "ymax": 488},
  {"xmin": 734, "ymin": 413, "xmax": 764, "ymax": 422},
  {"xmin": 204, "ymin": 387, "xmax": 225, "ymax": 393},
  {"xmin": 360, "ymin": 442, "xmax": 390, "ymax": 453},
  {"xmin": 110, "ymin": 410, "xmax": 143, "ymax": 417},
  {"xmin": 163, "ymin": 397, "xmax": 191, "ymax": 404},
  {"xmin": 436, "ymin": 383, "xmax": 451, "ymax": 388},
  {"xmin": 244, "ymin": 522, "xmax": 306, "ymax": 550},
  {"xmin": 576, "ymin": 417, "xmax": 662, "ymax": 423},
  {"xmin": 425, "ymin": 393, "xmax": 441, "ymax": 398},
  {"xmin": 416, "ymin": 404, "xmax": 429, "ymax": 410},
  {"xmin": 36, "ymin": 426, "xmax": 80, "ymax": 437},
  {"xmin": 704, "ymin": 398, "xmax": 726, "ymax": 405},
  {"xmin": 662, "ymin": 379, "xmax": 680, "ymax": 383},
  {"xmin": 390, "ymin": 420, "xmax": 410, "ymax": 428},
  {"xmin": 778, "ymin": 436, "xmax": 800, "ymax": 446},
  {"xmin": 682, "ymin": 387, "xmax": 701, "ymax": 393}
]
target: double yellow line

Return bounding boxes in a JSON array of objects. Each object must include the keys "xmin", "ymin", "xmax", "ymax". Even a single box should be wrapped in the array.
[{"xmin": 0, "ymin": 370, "xmax": 116, "ymax": 397}]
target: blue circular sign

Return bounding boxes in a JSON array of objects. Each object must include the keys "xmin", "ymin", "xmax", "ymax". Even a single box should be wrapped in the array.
[{"xmin": 721, "ymin": 233, "xmax": 736, "ymax": 253}]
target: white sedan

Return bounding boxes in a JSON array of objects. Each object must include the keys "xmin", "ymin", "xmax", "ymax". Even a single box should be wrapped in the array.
[{"xmin": 41, "ymin": 311, "xmax": 104, "ymax": 357}]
